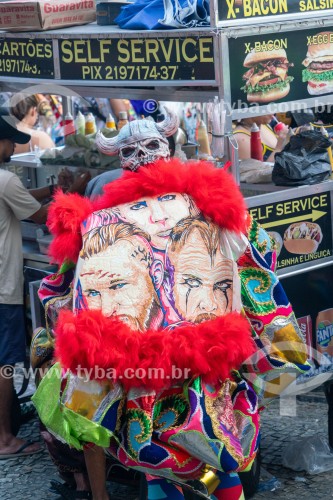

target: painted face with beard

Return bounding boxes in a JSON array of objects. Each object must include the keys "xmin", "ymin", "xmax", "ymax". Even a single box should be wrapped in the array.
[
  {"xmin": 0, "ymin": 139, "xmax": 15, "ymax": 163},
  {"xmin": 167, "ymin": 228, "xmax": 234, "ymax": 323},
  {"xmin": 79, "ymin": 237, "xmax": 160, "ymax": 331}
]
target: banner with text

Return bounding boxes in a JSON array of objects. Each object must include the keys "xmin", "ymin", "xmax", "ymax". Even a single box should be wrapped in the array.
[
  {"xmin": 58, "ymin": 37, "xmax": 215, "ymax": 82},
  {"xmin": 219, "ymin": 0, "xmax": 333, "ymax": 23},
  {"xmin": 229, "ymin": 27, "xmax": 333, "ymax": 110},
  {"xmin": 249, "ymin": 192, "xmax": 332, "ymax": 271},
  {"xmin": 0, "ymin": 39, "xmax": 54, "ymax": 79}
]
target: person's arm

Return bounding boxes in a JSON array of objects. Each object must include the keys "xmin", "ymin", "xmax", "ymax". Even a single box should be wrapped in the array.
[
  {"xmin": 265, "ymin": 125, "xmax": 289, "ymax": 162},
  {"xmin": 28, "ymin": 172, "xmax": 91, "ymax": 224},
  {"xmin": 109, "ymin": 99, "xmax": 130, "ymax": 120},
  {"xmin": 29, "ymin": 204, "xmax": 49, "ymax": 225},
  {"xmin": 29, "ymin": 184, "xmax": 57, "ymax": 202},
  {"xmin": 31, "ymin": 130, "xmax": 55, "ymax": 150},
  {"xmin": 233, "ymin": 131, "xmax": 251, "ymax": 160}
]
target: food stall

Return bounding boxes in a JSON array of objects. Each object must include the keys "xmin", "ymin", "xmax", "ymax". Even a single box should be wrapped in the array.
[
  {"xmin": 1, "ymin": 0, "xmax": 333, "ymax": 414},
  {"xmin": 217, "ymin": 8, "xmax": 333, "ymax": 386}
]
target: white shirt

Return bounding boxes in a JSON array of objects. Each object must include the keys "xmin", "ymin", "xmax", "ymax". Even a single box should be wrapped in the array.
[{"xmin": 0, "ymin": 169, "xmax": 40, "ymax": 304}]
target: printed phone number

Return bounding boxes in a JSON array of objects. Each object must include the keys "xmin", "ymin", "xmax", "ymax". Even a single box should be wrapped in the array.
[
  {"xmin": 0, "ymin": 59, "xmax": 42, "ymax": 75},
  {"xmin": 79, "ymin": 64, "xmax": 180, "ymax": 80}
]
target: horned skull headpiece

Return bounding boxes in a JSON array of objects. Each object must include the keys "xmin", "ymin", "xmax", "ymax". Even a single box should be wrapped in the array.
[{"xmin": 95, "ymin": 106, "xmax": 179, "ymax": 171}]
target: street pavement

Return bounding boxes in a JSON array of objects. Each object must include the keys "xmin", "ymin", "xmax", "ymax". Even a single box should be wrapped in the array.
[{"xmin": 1, "ymin": 392, "xmax": 333, "ymax": 499}]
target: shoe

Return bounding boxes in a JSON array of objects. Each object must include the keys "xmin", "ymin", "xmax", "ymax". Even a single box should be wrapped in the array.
[
  {"xmin": 0, "ymin": 441, "xmax": 42, "ymax": 460},
  {"xmin": 49, "ymin": 480, "xmax": 92, "ymax": 499}
]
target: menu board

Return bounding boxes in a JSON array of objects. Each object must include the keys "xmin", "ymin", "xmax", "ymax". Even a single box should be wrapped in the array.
[
  {"xmin": 0, "ymin": 38, "xmax": 54, "ymax": 79},
  {"xmin": 58, "ymin": 37, "xmax": 215, "ymax": 82},
  {"xmin": 248, "ymin": 191, "xmax": 332, "ymax": 271},
  {"xmin": 218, "ymin": 0, "xmax": 333, "ymax": 23},
  {"xmin": 229, "ymin": 28, "xmax": 333, "ymax": 111}
]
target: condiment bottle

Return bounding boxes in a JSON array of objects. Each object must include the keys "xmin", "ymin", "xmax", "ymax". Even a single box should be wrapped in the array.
[
  {"xmin": 197, "ymin": 119, "xmax": 211, "ymax": 157},
  {"xmin": 85, "ymin": 112, "xmax": 97, "ymax": 135},
  {"xmin": 250, "ymin": 123, "xmax": 263, "ymax": 161},
  {"xmin": 117, "ymin": 111, "xmax": 128, "ymax": 131},
  {"xmin": 270, "ymin": 116, "xmax": 285, "ymax": 134},
  {"xmin": 63, "ymin": 112, "xmax": 75, "ymax": 136},
  {"xmin": 75, "ymin": 111, "xmax": 85, "ymax": 135},
  {"xmin": 106, "ymin": 113, "xmax": 116, "ymax": 130}
]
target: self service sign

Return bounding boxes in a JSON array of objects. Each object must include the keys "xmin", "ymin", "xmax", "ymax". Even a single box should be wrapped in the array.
[
  {"xmin": 248, "ymin": 192, "xmax": 332, "ymax": 271},
  {"xmin": 58, "ymin": 36, "xmax": 215, "ymax": 82}
]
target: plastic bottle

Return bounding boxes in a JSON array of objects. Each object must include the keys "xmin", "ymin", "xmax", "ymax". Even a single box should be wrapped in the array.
[
  {"xmin": 197, "ymin": 119, "xmax": 211, "ymax": 157},
  {"xmin": 117, "ymin": 111, "xmax": 128, "ymax": 131},
  {"xmin": 250, "ymin": 123, "xmax": 263, "ymax": 161},
  {"xmin": 75, "ymin": 111, "xmax": 85, "ymax": 135},
  {"xmin": 63, "ymin": 112, "xmax": 75, "ymax": 136},
  {"xmin": 270, "ymin": 116, "xmax": 285, "ymax": 134},
  {"xmin": 106, "ymin": 113, "xmax": 117, "ymax": 130},
  {"xmin": 85, "ymin": 112, "xmax": 97, "ymax": 135}
]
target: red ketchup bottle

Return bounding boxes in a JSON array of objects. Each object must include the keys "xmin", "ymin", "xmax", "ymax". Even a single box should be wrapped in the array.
[
  {"xmin": 63, "ymin": 112, "xmax": 75, "ymax": 137},
  {"xmin": 250, "ymin": 122, "xmax": 263, "ymax": 161}
]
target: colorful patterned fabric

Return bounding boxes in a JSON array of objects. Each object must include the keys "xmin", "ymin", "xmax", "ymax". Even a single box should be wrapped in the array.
[{"xmin": 33, "ymin": 160, "xmax": 310, "ymax": 497}]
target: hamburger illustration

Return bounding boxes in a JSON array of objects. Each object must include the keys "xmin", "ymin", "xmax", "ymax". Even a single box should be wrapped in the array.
[
  {"xmin": 302, "ymin": 32, "xmax": 333, "ymax": 95},
  {"xmin": 267, "ymin": 231, "xmax": 283, "ymax": 257},
  {"xmin": 283, "ymin": 222, "xmax": 322, "ymax": 254},
  {"xmin": 241, "ymin": 48, "xmax": 294, "ymax": 103}
]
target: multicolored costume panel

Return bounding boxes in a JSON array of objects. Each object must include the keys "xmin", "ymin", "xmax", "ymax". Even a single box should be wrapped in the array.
[{"xmin": 32, "ymin": 159, "xmax": 309, "ymax": 496}]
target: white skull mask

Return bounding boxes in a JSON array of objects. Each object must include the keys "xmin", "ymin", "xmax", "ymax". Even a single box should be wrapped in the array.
[
  {"xmin": 95, "ymin": 106, "xmax": 179, "ymax": 171},
  {"xmin": 120, "ymin": 137, "xmax": 170, "ymax": 171}
]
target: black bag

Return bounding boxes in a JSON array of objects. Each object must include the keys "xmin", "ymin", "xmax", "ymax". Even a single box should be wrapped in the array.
[{"xmin": 272, "ymin": 131, "xmax": 332, "ymax": 186}]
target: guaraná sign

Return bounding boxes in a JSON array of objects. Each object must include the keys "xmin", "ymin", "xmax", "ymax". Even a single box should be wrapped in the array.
[
  {"xmin": 248, "ymin": 192, "xmax": 332, "ymax": 271},
  {"xmin": 58, "ymin": 37, "xmax": 215, "ymax": 82},
  {"xmin": 0, "ymin": 39, "xmax": 54, "ymax": 79}
]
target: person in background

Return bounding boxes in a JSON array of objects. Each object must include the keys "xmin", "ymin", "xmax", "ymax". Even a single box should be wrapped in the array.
[
  {"xmin": 233, "ymin": 114, "xmax": 289, "ymax": 161},
  {"xmin": 10, "ymin": 93, "xmax": 55, "ymax": 154},
  {"xmin": 85, "ymin": 168, "xmax": 122, "ymax": 199},
  {"xmin": 0, "ymin": 111, "xmax": 90, "ymax": 459},
  {"xmin": 311, "ymin": 106, "xmax": 333, "ymax": 138}
]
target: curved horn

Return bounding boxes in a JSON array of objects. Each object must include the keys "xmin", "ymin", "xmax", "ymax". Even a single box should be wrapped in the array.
[
  {"xmin": 95, "ymin": 130, "xmax": 120, "ymax": 156},
  {"xmin": 155, "ymin": 106, "xmax": 179, "ymax": 137}
]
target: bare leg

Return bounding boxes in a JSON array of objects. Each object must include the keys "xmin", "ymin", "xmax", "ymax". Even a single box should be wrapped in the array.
[
  {"xmin": 83, "ymin": 445, "xmax": 109, "ymax": 500},
  {"xmin": 0, "ymin": 367, "xmax": 40, "ymax": 455},
  {"xmin": 74, "ymin": 472, "xmax": 91, "ymax": 492}
]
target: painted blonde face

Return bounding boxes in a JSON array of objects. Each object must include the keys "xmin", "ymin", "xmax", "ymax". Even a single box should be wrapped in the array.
[
  {"xmin": 115, "ymin": 194, "xmax": 192, "ymax": 250},
  {"xmin": 168, "ymin": 230, "xmax": 234, "ymax": 323},
  {"xmin": 79, "ymin": 238, "xmax": 155, "ymax": 331}
]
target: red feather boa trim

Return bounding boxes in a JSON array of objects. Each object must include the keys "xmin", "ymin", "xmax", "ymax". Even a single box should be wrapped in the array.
[
  {"xmin": 47, "ymin": 159, "xmax": 247, "ymax": 264},
  {"xmin": 47, "ymin": 191, "xmax": 93, "ymax": 264},
  {"xmin": 55, "ymin": 309, "xmax": 255, "ymax": 391}
]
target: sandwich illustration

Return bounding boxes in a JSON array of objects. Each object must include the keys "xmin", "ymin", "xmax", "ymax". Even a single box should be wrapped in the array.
[
  {"xmin": 283, "ymin": 222, "xmax": 322, "ymax": 254},
  {"xmin": 241, "ymin": 48, "xmax": 294, "ymax": 103},
  {"xmin": 302, "ymin": 32, "xmax": 333, "ymax": 95},
  {"xmin": 267, "ymin": 231, "xmax": 283, "ymax": 257}
]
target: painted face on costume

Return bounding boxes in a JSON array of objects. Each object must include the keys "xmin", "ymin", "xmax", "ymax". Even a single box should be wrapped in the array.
[
  {"xmin": 115, "ymin": 194, "xmax": 193, "ymax": 250},
  {"xmin": 79, "ymin": 238, "xmax": 156, "ymax": 331},
  {"xmin": 167, "ymin": 229, "xmax": 234, "ymax": 323}
]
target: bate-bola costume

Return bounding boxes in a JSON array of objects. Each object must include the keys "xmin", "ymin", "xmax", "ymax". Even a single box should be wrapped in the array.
[{"xmin": 32, "ymin": 158, "xmax": 309, "ymax": 499}]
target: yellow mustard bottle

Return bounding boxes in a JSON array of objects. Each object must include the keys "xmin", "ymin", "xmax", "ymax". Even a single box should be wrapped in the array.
[{"xmin": 106, "ymin": 113, "xmax": 116, "ymax": 130}]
